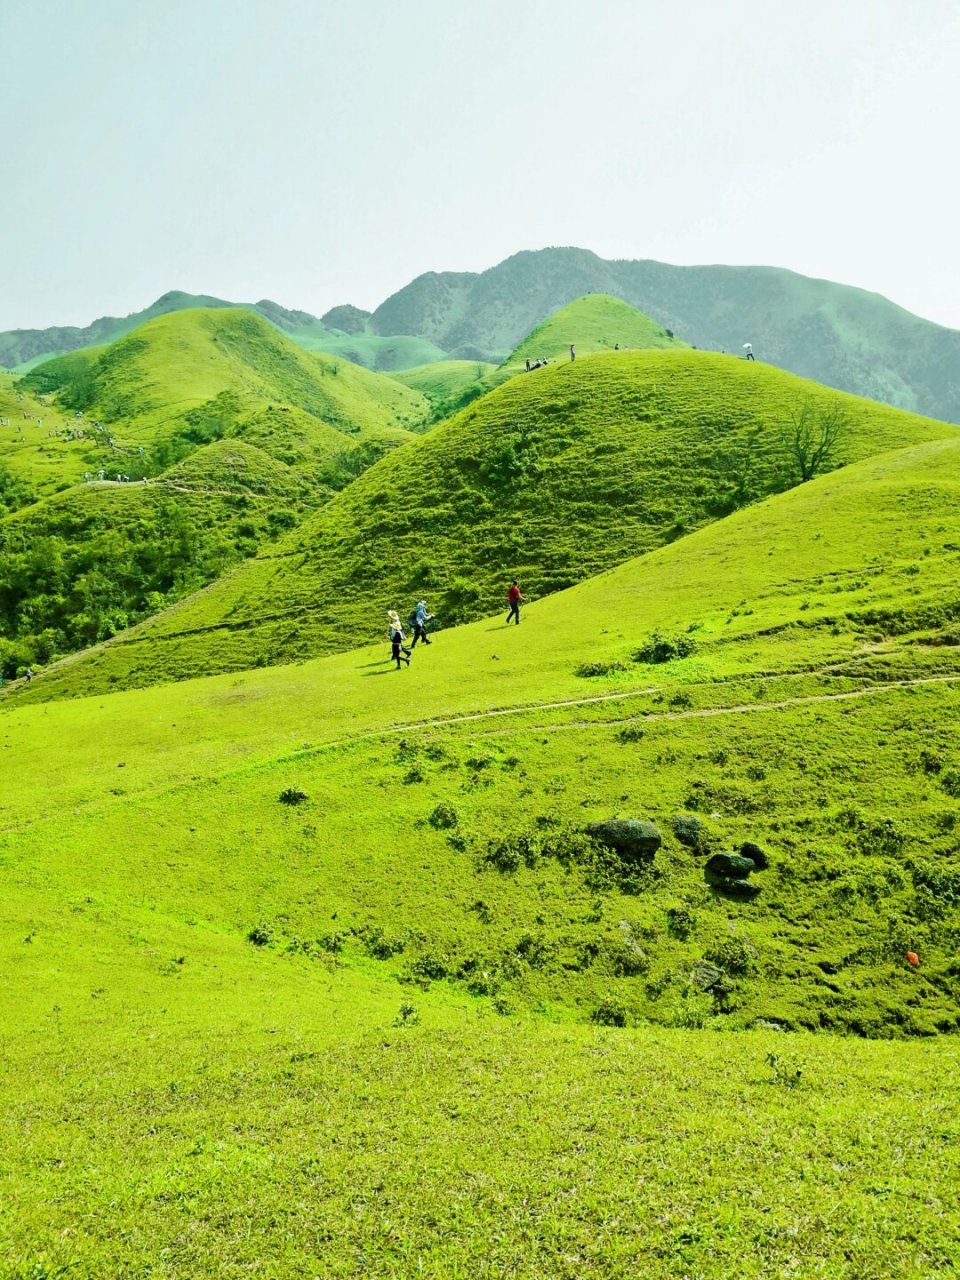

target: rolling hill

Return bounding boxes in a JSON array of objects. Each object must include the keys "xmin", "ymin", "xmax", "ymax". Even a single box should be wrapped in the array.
[
  {"xmin": 499, "ymin": 293, "xmax": 683, "ymax": 375},
  {"xmin": 26, "ymin": 347, "xmax": 955, "ymax": 700},
  {"xmin": 0, "ymin": 291, "xmax": 453, "ymax": 375},
  {"xmin": 0, "ymin": 310, "xmax": 433, "ymax": 676},
  {"xmin": 3, "ymin": 426, "xmax": 960, "ymax": 1274}
]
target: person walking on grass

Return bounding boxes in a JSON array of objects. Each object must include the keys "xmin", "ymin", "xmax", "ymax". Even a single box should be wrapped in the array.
[
  {"xmin": 388, "ymin": 610, "xmax": 411, "ymax": 669},
  {"xmin": 410, "ymin": 600, "xmax": 434, "ymax": 647},
  {"xmin": 506, "ymin": 580, "xmax": 524, "ymax": 625},
  {"xmin": 569, "ymin": 343, "xmax": 575, "ymax": 362}
]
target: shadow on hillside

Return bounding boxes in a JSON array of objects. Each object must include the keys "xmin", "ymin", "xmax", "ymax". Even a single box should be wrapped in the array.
[{"xmin": 361, "ymin": 669, "xmax": 396, "ymax": 677}]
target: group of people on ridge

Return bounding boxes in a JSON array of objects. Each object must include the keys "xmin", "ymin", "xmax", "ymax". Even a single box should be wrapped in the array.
[{"xmin": 387, "ymin": 582, "xmax": 524, "ymax": 670}]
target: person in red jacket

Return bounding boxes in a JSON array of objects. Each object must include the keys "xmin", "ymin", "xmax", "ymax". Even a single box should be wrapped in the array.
[{"xmin": 506, "ymin": 580, "xmax": 524, "ymax": 625}]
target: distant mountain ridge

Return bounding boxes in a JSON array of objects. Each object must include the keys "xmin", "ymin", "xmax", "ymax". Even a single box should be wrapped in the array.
[{"xmin": 4, "ymin": 247, "xmax": 960, "ymax": 421}]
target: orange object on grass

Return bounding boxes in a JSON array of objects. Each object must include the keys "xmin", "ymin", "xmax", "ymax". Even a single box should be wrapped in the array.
[{"xmin": 906, "ymin": 951, "xmax": 920, "ymax": 966}]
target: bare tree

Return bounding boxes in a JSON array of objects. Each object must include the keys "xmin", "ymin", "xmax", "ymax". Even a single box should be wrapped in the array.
[{"xmin": 780, "ymin": 399, "xmax": 850, "ymax": 482}]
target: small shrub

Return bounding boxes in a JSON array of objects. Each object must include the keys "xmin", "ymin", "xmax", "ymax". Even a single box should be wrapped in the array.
[
  {"xmin": 591, "ymin": 999, "xmax": 628, "ymax": 1027},
  {"xmin": 634, "ymin": 631, "xmax": 699, "ymax": 664},
  {"xmin": 403, "ymin": 764, "xmax": 426, "ymax": 784},
  {"xmin": 316, "ymin": 930, "xmax": 346, "ymax": 954},
  {"xmin": 940, "ymin": 769, "xmax": 960, "ymax": 798},
  {"xmin": 483, "ymin": 832, "xmax": 541, "ymax": 873},
  {"xmin": 246, "ymin": 924, "xmax": 273, "ymax": 947},
  {"xmin": 514, "ymin": 932, "xmax": 555, "ymax": 969},
  {"xmin": 360, "ymin": 926, "xmax": 405, "ymax": 960},
  {"xmin": 765, "ymin": 1051, "xmax": 802, "ymax": 1088},
  {"xmin": 666, "ymin": 906, "xmax": 697, "ymax": 940},
  {"xmin": 617, "ymin": 724, "xmax": 645, "ymax": 743},
  {"xmin": 575, "ymin": 660, "xmax": 628, "ymax": 678},
  {"xmin": 393, "ymin": 1002, "xmax": 419, "ymax": 1027},
  {"xmin": 278, "ymin": 787, "xmax": 308, "ymax": 806},
  {"xmin": 429, "ymin": 802, "xmax": 459, "ymax": 830},
  {"xmin": 410, "ymin": 951, "xmax": 449, "ymax": 981},
  {"xmin": 705, "ymin": 935, "xmax": 758, "ymax": 976}
]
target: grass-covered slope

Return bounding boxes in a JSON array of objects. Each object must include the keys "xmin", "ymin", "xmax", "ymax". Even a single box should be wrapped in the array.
[
  {"xmin": 503, "ymin": 293, "xmax": 683, "ymax": 374},
  {"xmin": 3, "ymin": 437, "xmax": 960, "ymax": 1273},
  {"xmin": 21, "ymin": 307, "xmax": 429, "ymax": 443},
  {"xmin": 41, "ymin": 348, "xmax": 955, "ymax": 698},
  {"xmin": 0, "ymin": 439, "xmax": 313, "ymax": 673},
  {"xmin": 0, "ymin": 312, "xmax": 435, "ymax": 674},
  {"xmin": 390, "ymin": 358, "xmax": 497, "ymax": 411}
]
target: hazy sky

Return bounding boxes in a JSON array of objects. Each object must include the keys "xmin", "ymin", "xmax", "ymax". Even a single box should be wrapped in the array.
[{"xmin": 2, "ymin": 0, "xmax": 958, "ymax": 331}]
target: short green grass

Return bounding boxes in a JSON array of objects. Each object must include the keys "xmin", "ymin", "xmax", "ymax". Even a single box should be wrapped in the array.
[
  {"xmin": 42, "ymin": 347, "xmax": 954, "ymax": 698},
  {"xmin": 4, "ymin": 426, "xmax": 960, "ymax": 1272}
]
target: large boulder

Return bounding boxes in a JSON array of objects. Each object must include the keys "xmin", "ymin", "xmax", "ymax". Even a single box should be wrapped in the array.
[
  {"xmin": 706, "ymin": 852, "xmax": 756, "ymax": 879},
  {"xmin": 587, "ymin": 818, "xmax": 662, "ymax": 863}
]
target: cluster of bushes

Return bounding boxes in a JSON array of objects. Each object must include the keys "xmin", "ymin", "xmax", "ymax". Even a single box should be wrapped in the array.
[{"xmin": 0, "ymin": 499, "xmax": 269, "ymax": 677}]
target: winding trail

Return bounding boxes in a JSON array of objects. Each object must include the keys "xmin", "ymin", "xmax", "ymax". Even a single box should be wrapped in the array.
[{"xmin": 313, "ymin": 670, "xmax": 960, "ymax": 751}]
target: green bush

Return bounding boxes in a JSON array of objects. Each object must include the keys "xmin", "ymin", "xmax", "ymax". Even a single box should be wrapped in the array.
[{"xmin": 634, "ymin": 631, "xmax": 699, "ymax": 664}]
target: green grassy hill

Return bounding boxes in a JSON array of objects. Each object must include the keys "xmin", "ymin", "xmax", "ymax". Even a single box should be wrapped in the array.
[
  {"xmin": 0, "ymin": 311, "xmax": 434, "ymax": 675},
  {"xmin": 3, "ymin": 434, "xmax": 960, "ymax": 1274},
  {"xmin": 0, "ymin": 292, "xmax": 458, "ymax": 376},
  {"xmin": 391, "ymin": 359, "xmax": 497, "ymax": 405},
  {"xmin": 21, "ymin": 307, "xmax": 429, "ymax": 443},
  {"xmin": 503, "ymin": 293, "xmax": 683, "ymax": 374},
  {"xmin": 37, "ymin": 347, "xmax": 954, "ymax": 699}
]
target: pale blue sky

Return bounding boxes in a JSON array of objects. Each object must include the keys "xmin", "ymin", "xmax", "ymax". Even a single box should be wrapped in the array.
[{"xmin": 2, "ymin": 0, "xmax": 958, "ymax": 330}]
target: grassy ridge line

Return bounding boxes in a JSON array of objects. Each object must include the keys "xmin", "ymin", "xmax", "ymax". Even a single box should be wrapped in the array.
[{"xmin": 31, "ymin": 348, "xmax": 956, "ymax": 700}]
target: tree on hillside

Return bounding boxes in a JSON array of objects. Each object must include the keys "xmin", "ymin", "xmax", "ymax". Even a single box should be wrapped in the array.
[{"xmin": 780, "ymin": 399, "xmax": 851, "ymax": 483}]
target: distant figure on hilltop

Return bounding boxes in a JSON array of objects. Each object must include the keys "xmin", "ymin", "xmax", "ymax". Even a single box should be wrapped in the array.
[
  {"xmin": 569, "ymin": 343, "xmax": 575, "ymax": 362},
  {"xmin": 525, "ymin": 358, "xmax": 531, "ymax": 372},
  {"xmin": 506, "ymin": 580, "xmax": 524, "ymax": 625},
  {"xmin": 743, "ymin": 342, "xmax": 755, "ymax": 361}
]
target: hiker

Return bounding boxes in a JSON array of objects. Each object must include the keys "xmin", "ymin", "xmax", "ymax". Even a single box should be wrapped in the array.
[
  {"xmin": 24, "ymin": 667, "xmax": 33, "ymax": 682},
  {"xmin": 614, "ymin": 342, "xmax": 619, "ymax": 350},
  {"xmin": 506, "ymin": 580, "xmax": 524, "ymax": 625},
  {"xmin": 387, "ymin": 610, "xmax": 411, "ymax": 668},
  {"xmin": 409, "ymin": 600, "xmax": 434, "ymax": 647},
  {"xmin": 569, "ymin": 343, "xmax": 575, "ymax": 362},
  {"xmin": 525, "ymin": 358, "xmax": 531, "ymax": 372},
  {"xmin": 743, "ymin": 342, "xmax": 755, "ymax": 361}
]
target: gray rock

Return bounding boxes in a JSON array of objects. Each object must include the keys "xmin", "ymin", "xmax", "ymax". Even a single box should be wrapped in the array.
[
  {"xmin": 740, "ymin": 841, "xmax": 769, "ymax": 869},
  {"xmin": 691, "ymin": 960, "xmax": 724, "ymax": 991},
  {"xmin": 587, "ymin": 818, "xmax": 662, "ymax": 863},
  {"xmin": 706, "ymin": 852, "xmax": 757, "ymax": 879},
  {"xmin": 716, "ymin": 877, "xmax": 761, "ymax": 900},
  {"xmin": 673, "ymin": 814, "xmax": 707, "ymax": 849}
]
